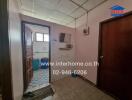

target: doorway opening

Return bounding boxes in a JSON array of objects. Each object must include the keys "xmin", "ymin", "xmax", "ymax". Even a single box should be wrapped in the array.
[{"xmin": 22, "ymin": 21, "xmax": 51, "ymax": 93}]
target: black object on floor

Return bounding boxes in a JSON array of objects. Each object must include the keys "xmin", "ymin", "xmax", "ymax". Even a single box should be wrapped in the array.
[
  {"xmin": 23, "ymin": 85, "xmax": 54, "ymax": 100},
  {"xmin": 23, "ymin": 92, "xmax": 35, "ymax": 98},
  {"xmin": 71, "ymin": 73, "xmax": 78, "ymax": 78}
]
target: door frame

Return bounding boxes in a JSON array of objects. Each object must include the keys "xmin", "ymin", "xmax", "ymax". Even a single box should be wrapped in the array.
[
  {"xmin": 0, "ymin": 0, "xmax": 13, "ymax": 100},
  {"xmin": 21, "ymin": 21, "xmax": 51, "ymax": 92},
  {"xmin": 97, "ymin": 11, "xmax": 132, "ymax": 86}
]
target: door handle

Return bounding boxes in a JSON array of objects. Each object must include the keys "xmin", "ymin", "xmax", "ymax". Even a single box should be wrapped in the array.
[{"xmin": 100, "ymin": 56, "xmax": 104, "ymax": 59}]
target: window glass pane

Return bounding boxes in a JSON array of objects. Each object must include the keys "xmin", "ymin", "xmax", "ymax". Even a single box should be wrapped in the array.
[
  {"xmin": 44, "ymin": 34, "xmax": 49, "ymax": 42},
  {"xmin": 36, "ymin": 33, "xmax": 43, "ymax": 41}
]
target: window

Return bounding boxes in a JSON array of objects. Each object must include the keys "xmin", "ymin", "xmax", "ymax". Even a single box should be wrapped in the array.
[
  {"xmin": 44, "ymin": 34, "xmax": 49, "ymax": 42},
  {"xmin": 36, "ymin": 33, "xmax": 49, "ymax": 42},
  {"xmin": 36, "ymin": 33, "xmax": 43, "ymax": 42}
]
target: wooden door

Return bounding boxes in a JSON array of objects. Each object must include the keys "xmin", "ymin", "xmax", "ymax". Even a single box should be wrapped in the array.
[
  {"xmin": 23, "ymin": 25, "xmax": 33, "ymax": 91},
  {"xmin": 98, "ymin": 12, "xmax": 132, "ymax": 100}
]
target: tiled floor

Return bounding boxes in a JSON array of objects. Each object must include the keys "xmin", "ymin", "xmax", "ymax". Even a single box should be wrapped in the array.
[
  {"xmin": 43, "ymin": 77, "xmax": 115, "ymax": 100},
  {"xmin": 27, "ymin": 69, "xmax": 49, "ymax": 92}
]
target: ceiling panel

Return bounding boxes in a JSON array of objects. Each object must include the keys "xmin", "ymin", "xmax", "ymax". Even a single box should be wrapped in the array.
[
  {"xmin": 21, "ymin": 10, "xmax": 34, "ymax": 17},
  {"xmin": 57, "ymin": 0, "xmax": 78, "ymax": 15},
  {"xmin": 34, "ymin": 3, "xmax": 54, "ymax": 17},
  {"xmin": 59, "ymin": 18, "xmax": 74, "ymax": 25},
  {"xmin": 34, "ymin": 0, "xmax": 74, "ymax": 24},
  {"xmin": 50, "ymin": 11, "xmax": 73, "ymax": 22},
  {"xmin": 63, "ymin": 17, "xmax": 74, "ymax": 23},
  {"xmin": 35, "ymin": 0, "xmax": 60, "ymax": 10},
  {"xmin": 49, "ymin": 18, "xmax": 66, "ymax": 25},
  {"xmin": 71, "ymin": 8, "xmax": 86, "ymax": 18},
  {"xmin": 72, "ymin": 0, "xmax": 87, "ymax": 5},
  {"xmin": 33, "ymin": 14, "xmax": 52, "ymax": 22},
  {"xmin": 32, "ymin": 13, "xmax": 67, "ymax": 26},
  {"xmin": 21, "ymin": 0, "xmax": 34, "ymax": 11},
  {"xmin": 83, "ymin": 0, "xmax": 105, "ymax": 10}
]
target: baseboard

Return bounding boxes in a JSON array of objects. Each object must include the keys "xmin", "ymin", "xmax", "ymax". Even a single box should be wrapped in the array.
[{"xmin": 77, "ymin": 75, "xmax": 96, "ymax": 87}]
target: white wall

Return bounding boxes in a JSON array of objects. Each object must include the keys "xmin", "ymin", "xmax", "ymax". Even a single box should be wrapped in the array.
[
  {"xmin": 9, "ymin": 0, "xmax": 23, "ymax": 100},
  {"xmin": 75, "ymin": 0, "xmax": 132, "ymax": 84},
  {"xmin": 21, "ymin": 15, "xmax": 76, "ymax": 82}
]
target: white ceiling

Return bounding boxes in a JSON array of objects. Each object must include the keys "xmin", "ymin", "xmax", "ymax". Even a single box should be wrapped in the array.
[{"xmin": 18, "ymin": 0, "xmax": 107, "ymax": 27}]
